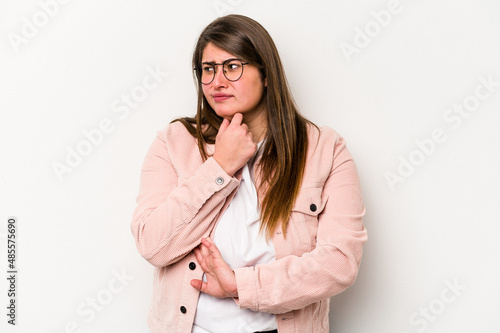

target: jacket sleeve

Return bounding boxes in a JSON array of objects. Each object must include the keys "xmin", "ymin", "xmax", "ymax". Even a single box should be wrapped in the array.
[
  {"xmin": 131, "ymin": 127, "xmax": 240, "ymax": 267},
  {"xmin": 233, "ymin": 134, "xmax": 367, "ymax": 314}
]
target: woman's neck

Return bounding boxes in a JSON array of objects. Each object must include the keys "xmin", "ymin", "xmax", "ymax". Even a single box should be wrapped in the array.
[{"xmin": 242, "ymin": 103, "xmax": 268, "ymax": 143}]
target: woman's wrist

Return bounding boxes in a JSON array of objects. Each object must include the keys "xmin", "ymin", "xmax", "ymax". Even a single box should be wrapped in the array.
[{"xmin": 213, "ymin": 154, "xmax": 237, "ymax": 177}]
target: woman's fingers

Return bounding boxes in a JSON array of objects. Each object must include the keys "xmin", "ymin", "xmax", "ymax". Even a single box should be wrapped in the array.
[
  {"xmin": 213, "ymin": 113, "xmax": 257, "ymax": 176},
  {"xmin": 191, "ymin": 237, "xmax": 238, "ymax": 298},
  {"xmin": 200, "ymin": 237, "xmax": 212, "ymax": 248},
  {"xmin": 200, "ymin": 241, "xmax": 211, "ymax": 261},
  {"xmin": 202, "ymin": 237, "xmax": 222, "ymax": 258},
  {"xmin": 195, "ymin": 238, "xmax": 224, "ymax": 274},
  {"xmin": 229, "ymin": 113, "xmax": 243, "ymax": 127},
  {"xmin": 218, "ymin": 118, "xmax": 230, "ymax": 134},
  {"xmin": 190, "ymin": 278, "xmax": 206, "ymax": 292},
  {"xmin": 195, "ymin": 241, "xmax": 212, "ymax": 271},
  {"xmin": 193, "ymin": 247, "xmax": 203, "ymax": 265}
]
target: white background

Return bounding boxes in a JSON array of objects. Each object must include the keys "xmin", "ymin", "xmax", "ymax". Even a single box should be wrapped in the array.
[{"xmin": 1, "ymin": 0, "xmax": 499, "ymax": 332}]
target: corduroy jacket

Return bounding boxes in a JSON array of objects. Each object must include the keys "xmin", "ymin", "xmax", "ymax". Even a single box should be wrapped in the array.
[{"xmin": 131, "ymin": 121, "xmax": 367, "ymax": 333}]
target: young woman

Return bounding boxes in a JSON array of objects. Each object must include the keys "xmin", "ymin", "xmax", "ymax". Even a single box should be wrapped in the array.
[{"xmin": 131, "ymin": 14, "xmax": 367, "ymax": 333}]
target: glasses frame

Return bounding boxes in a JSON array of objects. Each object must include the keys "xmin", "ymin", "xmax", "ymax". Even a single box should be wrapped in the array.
[{"xmin": 194, "ymin": 58, "xmax": 249, "ymax": 85}]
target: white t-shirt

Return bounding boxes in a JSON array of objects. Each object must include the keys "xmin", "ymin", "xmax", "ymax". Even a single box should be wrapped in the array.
[{"xmin": 192, "ymin": 141, "xmax": 277, "ymax": 333}]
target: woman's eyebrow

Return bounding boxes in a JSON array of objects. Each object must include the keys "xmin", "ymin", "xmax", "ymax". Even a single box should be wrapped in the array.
[{"xmin": 201, "ymin": 58, "xmax": 240, "ymax": 64}]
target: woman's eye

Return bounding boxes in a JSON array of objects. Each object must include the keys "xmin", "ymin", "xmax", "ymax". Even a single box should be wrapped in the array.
[
  {"xmin": 227, "ymin": 63, "xmax": 240, "ymax": 71},
  {"xmin": 202, "ymin": 66, "xmax": 213, "ymax": 73}
]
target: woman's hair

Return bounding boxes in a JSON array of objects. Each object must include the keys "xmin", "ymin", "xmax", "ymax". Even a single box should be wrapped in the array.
[{"xmin": 173, "ymin": 14, "xmax": 317, "ymax": 238}]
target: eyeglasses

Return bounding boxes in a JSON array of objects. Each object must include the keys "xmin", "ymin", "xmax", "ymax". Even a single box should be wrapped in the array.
[{"xmin": 194, "ymin": 58, "xmax": 249, "ymax": 85}]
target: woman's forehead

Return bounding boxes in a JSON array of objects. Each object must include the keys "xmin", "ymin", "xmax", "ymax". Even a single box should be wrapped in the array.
[{"xmin": 201, "ymin": 42, "xmax": 237, "ymax": 63}]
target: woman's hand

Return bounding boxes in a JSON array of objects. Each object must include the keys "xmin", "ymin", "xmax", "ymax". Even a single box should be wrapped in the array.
[
  {"xmin": 213, "ymin": 113, "xmax": 257, "ymax": 176},
  {"xmin": 190, "ymin": 237, "xmax": 238, "ymax": 298}
]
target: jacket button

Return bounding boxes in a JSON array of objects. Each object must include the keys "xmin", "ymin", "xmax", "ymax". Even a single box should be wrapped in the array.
[
  {"xmin": 310, "ymin": 204, "xmax": 317, "ymax": 212},
  {"xmin": 215, "ymin": 177, "xmax": 224, "ymax": 185},
  {"xmin": 180, "ymin": 306, "xmax": 187, "ymax": 314},
  {"xmin": 189, "ymin": 262, "xmax": 196, "ymax": 270}
]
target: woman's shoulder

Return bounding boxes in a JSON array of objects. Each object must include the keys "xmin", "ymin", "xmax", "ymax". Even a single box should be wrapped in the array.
[
  {"xmin": 305, "ymin": 122, "xmax": 344, "ymax": 150},
  {"xmin": 155, "ymin": 119, "xmax": 198, "ymax": 142},
  {"xmin": 153, "ymin": 120, "xmax": 199, "ymax": 156}
]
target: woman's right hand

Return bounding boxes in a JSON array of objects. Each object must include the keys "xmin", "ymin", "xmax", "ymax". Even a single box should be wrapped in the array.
[{"xmin": 213, "ymin": 113, "xmax": 257, "ymax": 176}]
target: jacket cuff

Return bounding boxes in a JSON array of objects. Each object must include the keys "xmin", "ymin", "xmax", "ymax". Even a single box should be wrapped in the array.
[
  {"xmin": 234, "ymin": 266, "xmax": 259, "ymax": 311},
  {"xmin": 198, "ymin": 156, "xmax": 239, "ymax": 198}
]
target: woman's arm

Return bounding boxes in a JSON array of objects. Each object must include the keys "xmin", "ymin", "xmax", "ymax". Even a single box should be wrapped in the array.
[
  {"xmin": 131, "ymin": 127, "xmax": 240, "ymax": 268},
  {"xmin": 233, "ymin": 134, "xmax": 367, "ymax": 314}
]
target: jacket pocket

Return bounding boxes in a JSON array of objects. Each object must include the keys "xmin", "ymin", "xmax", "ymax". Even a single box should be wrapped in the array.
[{"xmin": 289, "ymin": 187, "xmax": 328, "ymax": 253}]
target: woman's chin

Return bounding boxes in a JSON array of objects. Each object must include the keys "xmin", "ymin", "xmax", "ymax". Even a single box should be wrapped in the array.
[{"xmin": 213, "ymin": 109, "xmax": 239, "ymax": 120}]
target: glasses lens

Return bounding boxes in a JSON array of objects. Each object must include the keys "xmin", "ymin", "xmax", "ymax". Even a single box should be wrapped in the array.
[
  {"xmin": 224, "ymin": 60, "xmax": 243, "ymax": 81},
  {"xmin": 200, "ymin": 65, "xmax": 215, "ymax": 84}
]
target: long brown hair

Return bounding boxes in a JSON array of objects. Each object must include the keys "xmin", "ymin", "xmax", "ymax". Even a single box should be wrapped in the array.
[{"xmin": 173, "ymin": 14, "xmax": 317, "ymax": 238}]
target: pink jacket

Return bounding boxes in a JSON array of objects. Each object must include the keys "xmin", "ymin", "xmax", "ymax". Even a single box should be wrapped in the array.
[{"xmin": 131, "ymin": 121, "xmax": 367, "ymax": 333}]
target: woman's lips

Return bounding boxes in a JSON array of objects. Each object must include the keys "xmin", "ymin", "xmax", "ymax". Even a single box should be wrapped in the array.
[{"xmin": 213, "ymin": 94, "xmax": 232, "ymax": 102}]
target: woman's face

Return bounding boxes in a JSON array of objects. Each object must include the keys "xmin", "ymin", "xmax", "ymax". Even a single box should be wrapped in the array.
[{"xmin": 201, "ymin": 42, "xmax": 267, "ymax": 122}]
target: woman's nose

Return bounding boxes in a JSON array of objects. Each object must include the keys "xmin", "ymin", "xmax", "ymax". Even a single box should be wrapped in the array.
[{"xmin": 212, "ymin": 66, "xmax": 228, "ymax": 87}]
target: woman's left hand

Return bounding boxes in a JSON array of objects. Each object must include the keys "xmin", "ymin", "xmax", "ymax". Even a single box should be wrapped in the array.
[{"xmin": 190, "ymin": 237, "xmax": 239, "ymax": 298}]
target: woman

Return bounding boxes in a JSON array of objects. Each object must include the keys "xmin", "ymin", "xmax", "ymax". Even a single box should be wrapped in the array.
[{"xmin": 131, "ymin": 14, "xmax": 367, "ymax": 333}]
